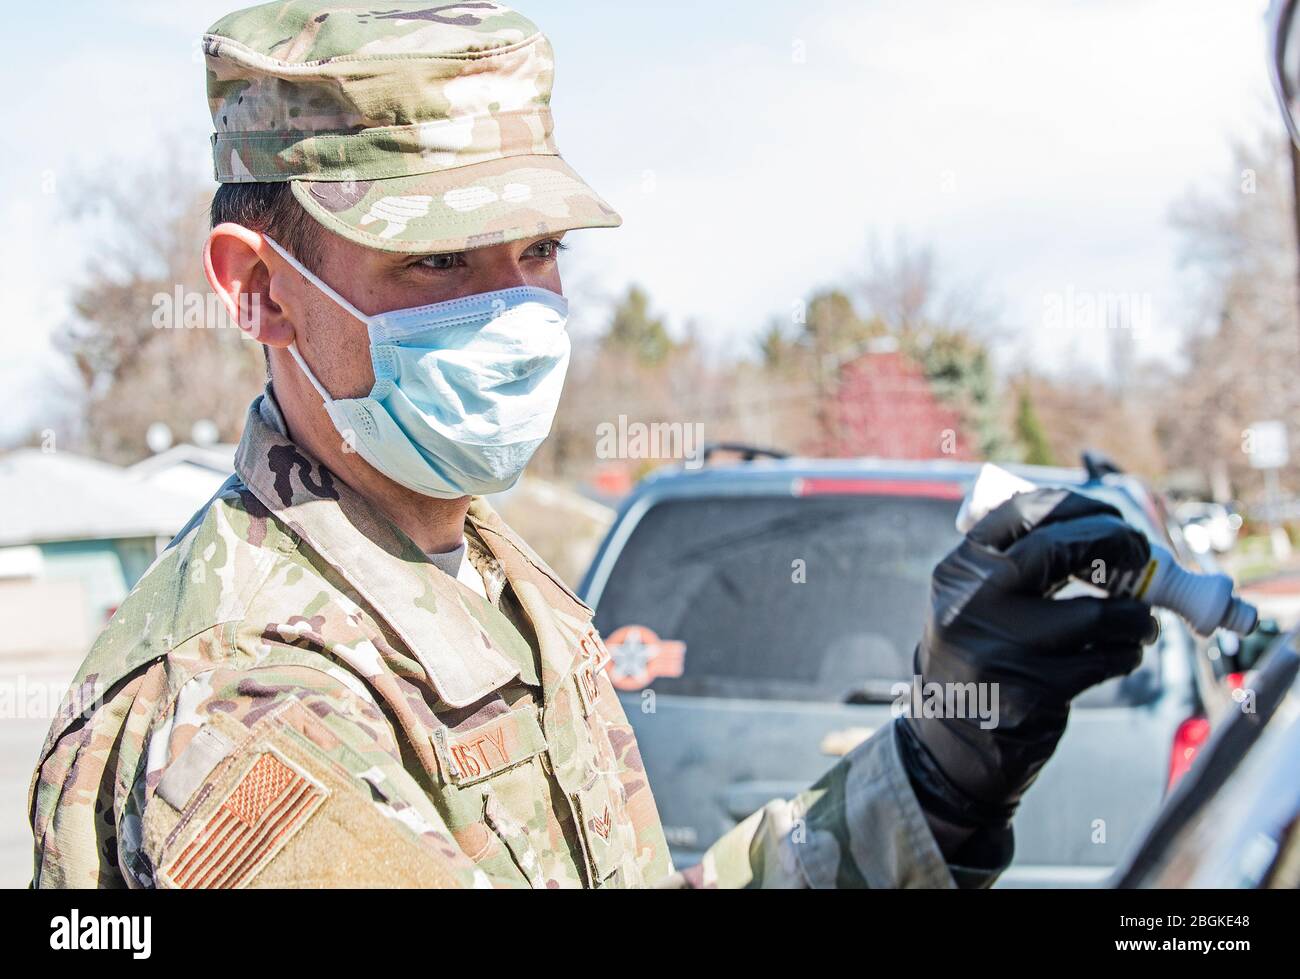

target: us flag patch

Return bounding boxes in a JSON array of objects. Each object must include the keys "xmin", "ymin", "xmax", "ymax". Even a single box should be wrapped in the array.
[{"xmin": 165, "ymin": 750, "xmax": 326, "ymax": 888}]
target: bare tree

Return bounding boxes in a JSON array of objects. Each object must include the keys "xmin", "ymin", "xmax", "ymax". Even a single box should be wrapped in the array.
[
  {"xmin": 1160, "ymin": 131, "xmax": 1300, "ymax": 500},
  {"xmin": 54, "ymin": 148, "xmax": 264, "ymax": 464}
]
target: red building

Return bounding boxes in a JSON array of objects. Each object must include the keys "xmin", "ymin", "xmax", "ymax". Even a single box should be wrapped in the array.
[{"xmin": 818, "ymin": 346, "xmax": 974, "ymax": 460}]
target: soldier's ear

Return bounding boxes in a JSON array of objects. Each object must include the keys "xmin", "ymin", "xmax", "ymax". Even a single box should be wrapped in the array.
[{"xmin": 204, "ymin": 223, "xmax": 296, "ymax": 348}]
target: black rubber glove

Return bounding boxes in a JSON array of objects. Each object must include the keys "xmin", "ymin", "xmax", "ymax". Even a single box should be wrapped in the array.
[{"xmin": 896, "ymin": 488, "xmax": 1158, "ymax": 871}]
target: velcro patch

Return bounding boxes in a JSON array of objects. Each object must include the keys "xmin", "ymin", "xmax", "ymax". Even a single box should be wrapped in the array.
[
  {"xmin": 156, "ymin": 725, "xmax": 235, "ymax": 811},
  {"xmin": 164, "ymin": 750, "xmax": 326, "ymax": 888}
]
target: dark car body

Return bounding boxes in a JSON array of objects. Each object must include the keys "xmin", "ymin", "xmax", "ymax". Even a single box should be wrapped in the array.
[
  {"xmin": 1115, "ymin": 636, "xmax": 1300, "ymax": 887},
  {"xmin": 579, "ymin": 456, "xmax": 1209, "ymax": 886}
]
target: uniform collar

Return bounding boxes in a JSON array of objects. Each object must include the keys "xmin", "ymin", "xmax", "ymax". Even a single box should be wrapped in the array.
[
  {"xmin": 465, "ymin": 497, "xmax": 592, "ymax": 619},
  {"xmin": 235, "ymin": 388, "xmax": 535, "ymax": 707},
  {"xmin": 465, "ymin": 497, "xmax": 597, "ymax": 696}
]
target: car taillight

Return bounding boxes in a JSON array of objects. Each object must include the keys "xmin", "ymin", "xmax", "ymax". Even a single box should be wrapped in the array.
[{"xmin": 1168, "ymin": 716, "xmax": 1210, "ymax": 790}]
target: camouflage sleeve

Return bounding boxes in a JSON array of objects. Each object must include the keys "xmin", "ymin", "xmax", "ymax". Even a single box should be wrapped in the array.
[
  {"xmin": 661, "ymin": 721, "xmax": 958, "ymax": 889},
  {"xmin": 128, "ymin": 663, "xmax": 503, "ymax": 888}
]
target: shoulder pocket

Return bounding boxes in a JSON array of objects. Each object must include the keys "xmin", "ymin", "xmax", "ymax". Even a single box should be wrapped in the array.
[
  {"xmin": 144, "ymin": 706, "xmax": 330, "ymax": 889},
  {"xmin": 144, "ymin": 701, "xmax": 474, "ymax": 888}
]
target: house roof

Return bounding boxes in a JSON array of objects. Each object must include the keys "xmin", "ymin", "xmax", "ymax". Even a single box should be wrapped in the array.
[
  {"xmin": 125, "ymin": 442, "xmax": 237, "ymax": 479},
  {"xmin": 0, "ymin": 448, "xmax": 203, "ymax": 547},
  {"xmin": 125, "ymin": 443, "xmax": 237, "ymax": 507}
]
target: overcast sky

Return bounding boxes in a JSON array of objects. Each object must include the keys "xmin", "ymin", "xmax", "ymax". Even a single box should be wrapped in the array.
[{"xmin": 0, "ymin": 0, "xmax": 1282, "ymax": 444}]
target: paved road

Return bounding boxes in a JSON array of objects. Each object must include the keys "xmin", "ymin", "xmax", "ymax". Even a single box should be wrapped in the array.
[{"xmin": 1, "ymin": 649, "xmax": 83, "ymax": 886}]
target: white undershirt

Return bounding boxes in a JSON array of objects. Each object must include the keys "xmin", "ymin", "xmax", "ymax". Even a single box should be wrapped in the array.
[{"xmin": 425, "ymin": 538, "xmax": 488, "ymax": 600}]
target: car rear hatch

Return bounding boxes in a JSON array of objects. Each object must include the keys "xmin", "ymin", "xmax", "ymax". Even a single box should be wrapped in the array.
[{"xmin": 589, "ymin": 477, "xmax": 968, "ymax": 862}]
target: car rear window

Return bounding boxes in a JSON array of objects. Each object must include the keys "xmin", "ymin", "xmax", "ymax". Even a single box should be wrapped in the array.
[
  {"xmin": 593, "ymin": 487, "xmax": 1172, "ymax": 707},
  {"xmin": 593, "ymin": 492, "xmax": 964, "ymax": 702}
]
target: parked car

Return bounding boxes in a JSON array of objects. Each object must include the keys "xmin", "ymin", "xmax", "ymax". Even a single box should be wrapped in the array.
[
  {"xmin": 579, "ymin": 450, "xmax": 1210, "ymax": 887},
  {"xmin": 1114, "ymin": 636, "xmax": 1300, "ymax": 887},
  {"xmin": 1174, "ymin": 500, "xmax": 1244, "ymax": 557}
]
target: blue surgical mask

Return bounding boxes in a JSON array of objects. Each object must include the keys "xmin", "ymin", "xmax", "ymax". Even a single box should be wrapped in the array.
[{"xmin": 262, "ymin": 236, "xmax": 571, "ymax": 499}]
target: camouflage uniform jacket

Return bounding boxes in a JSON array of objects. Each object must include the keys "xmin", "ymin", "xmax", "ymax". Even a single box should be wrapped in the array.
[{"xmin": 29, "ymin": 391, "xmax": 956, "ymax": 888}]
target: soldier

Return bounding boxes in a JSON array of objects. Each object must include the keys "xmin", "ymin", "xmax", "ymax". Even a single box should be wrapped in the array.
[{"xmin": 29, "ymin": 0, "xmax": 1157, "ymax": 888}]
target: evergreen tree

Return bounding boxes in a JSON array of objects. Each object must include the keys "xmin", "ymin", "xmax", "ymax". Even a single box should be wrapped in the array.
[
  {"xmin": 907, "ymin": 327, "xmax": 1011, "ymax": 460},
  {"xmin": 1014, "ymin": 387, "xmax": 1055, "ymax": 465},
  {"xmin": 603, "ymin": 285, "xmax": 674, "ymax": 366}
]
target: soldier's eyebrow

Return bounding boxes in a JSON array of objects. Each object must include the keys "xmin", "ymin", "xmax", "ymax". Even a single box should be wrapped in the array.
[{"xmin": 402, "ymin": 232, "xmax": 568, "ymax": 266}]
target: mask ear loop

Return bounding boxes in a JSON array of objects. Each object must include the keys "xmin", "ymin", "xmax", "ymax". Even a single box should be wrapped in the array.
[
  {"xmin": 285, "ymin": 341, "xmax": 334, "ymax": 405},
  {"xmin": 261, "ymin": 234, "xmax": 374, "ymax": 406},
  {"xmin": 261, "ymin": 234, "xmax": 373, "ymax": 323}
]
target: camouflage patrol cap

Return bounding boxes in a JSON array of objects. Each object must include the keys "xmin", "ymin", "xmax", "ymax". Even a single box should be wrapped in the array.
[{"xmin": 203, "ymin": 0, "xmax": 620, "ymax": 253}]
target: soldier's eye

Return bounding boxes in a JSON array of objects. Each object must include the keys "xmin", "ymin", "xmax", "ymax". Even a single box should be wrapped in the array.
[
  {"xmin": 527, "ymin": 238, "xmax": 567, "ymax": 260},
  {"xmin": 417, "ymin": 251, "xmax": 466, "ymax": 271}
]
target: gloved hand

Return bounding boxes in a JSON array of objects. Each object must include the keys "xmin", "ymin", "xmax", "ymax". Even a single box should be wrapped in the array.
[{"xmin": 896, "ymin": 488, "xmax": 1158, "ymax": 869}]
